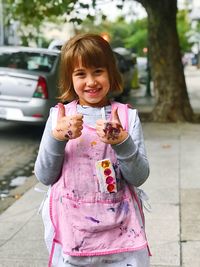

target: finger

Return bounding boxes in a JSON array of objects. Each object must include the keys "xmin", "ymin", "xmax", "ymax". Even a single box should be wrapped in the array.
[
  {"xmin": 57, "ymin": 103, "xmax": 66, "ymax": 120},
  {"xmin": 111, "ymin": 107, "xmax": 121, "ymax": 124},
  {"xmin": 74, "ymin": 113, "xmax": 83, "ymax": 120},
  {"xmin": 96, "ymin": 125, "xmax": 105, "ymax": 134},
  {"xmin": 96, "ymin": 119, "xmax": 106, "ymax": 126}
]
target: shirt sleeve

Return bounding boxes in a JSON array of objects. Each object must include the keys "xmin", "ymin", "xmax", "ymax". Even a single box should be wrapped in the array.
[
  {"xmin": 111, "ymin": 108, "xmax": 150, "ymax": 187},
  {"xmin": 34, "ymin": 108, "xmax": 67, "ymax": 185}
]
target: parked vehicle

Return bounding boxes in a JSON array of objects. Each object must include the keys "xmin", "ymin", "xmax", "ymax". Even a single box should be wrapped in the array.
[
  {"xmin": 0, "ymin": 46, "xmax": 60, "ymax": 125},
  {"xmin": 48, "ymin": 39, "xmax": 64, "ymax": 51},
  {"xmin": 113, "ymin": 51, "xmax": 134, "ymax": 95},
  {"xmin": 136, "ymin": 57, "xmax": 148, "ymax": 84},
  {"xmin": 112, "ymin": 47, "xmax": 136, "ymax": 95}
]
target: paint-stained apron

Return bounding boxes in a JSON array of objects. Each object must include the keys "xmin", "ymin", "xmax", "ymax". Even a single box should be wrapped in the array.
[{"xmin": 49, "ymin": 101, "xmax": 148, "ymax": 266}]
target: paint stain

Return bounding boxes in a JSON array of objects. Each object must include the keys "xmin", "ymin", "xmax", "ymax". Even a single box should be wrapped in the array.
[
  {"xmin": 65, "ymin": 130, "xmax": 73, "ymax": 139},
  {"xmin": 72, "ymin": 239, "xmax": 84, "ymax": 251},
  {"xmin": 103, "ymin": 122, "xmax": 122, "ymax": 140},
  {"xmin": 107, "ymin": 207, "xmax": 115, "ymax": 212},
  {"xmin": 85, "ymin": 216, "xmax": 100, "ymax": 223},
  {"xmin": 130, "ymin": 228, "xmax": 140, "ymax": 238},
  {"xmin": 91, "ymin": 141, "xmax": 97, "ymax": 146},
  {"xmin": 117, "ymin": 200, "xmax": 129, "ymax": 215}
]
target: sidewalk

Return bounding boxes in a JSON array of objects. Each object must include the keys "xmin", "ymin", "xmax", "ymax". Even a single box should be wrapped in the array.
[{"xmin": 0, "ymin": 66, "xmax": 200, "ymax": 267}]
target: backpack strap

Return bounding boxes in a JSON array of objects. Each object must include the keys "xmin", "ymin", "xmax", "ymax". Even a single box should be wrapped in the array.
[{"xmin": 111, "ymin": 101, "xmax": 132, "ymax": 131}]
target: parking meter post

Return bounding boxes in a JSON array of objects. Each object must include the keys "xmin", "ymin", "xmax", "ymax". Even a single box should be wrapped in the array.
[
  {"xmin": 0, "ymin": 0, "xmax": 4, "ymax": 46},
  {"xmin": 146, "ymin": 50, "xmax": 151, "ymax": 97},
  {"xmin": 197, "ymin": 42, "xmax": 200, "ymax": 69}
]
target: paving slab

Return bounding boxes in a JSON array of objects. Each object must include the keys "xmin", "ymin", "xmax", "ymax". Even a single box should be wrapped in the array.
[
  {"xmin": 182, "ymin": 241, "xmax": 200, "ymax": 267},
  {"xmin": 0, "ymin": 185, "xmax": 48, "ymax": 266},
  {"xmin": 181, "ymin": 189, "xmax": 200, "ymax": 241}
]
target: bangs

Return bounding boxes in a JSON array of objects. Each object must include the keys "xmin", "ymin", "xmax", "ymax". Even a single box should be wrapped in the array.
[{"xmin": 71, "ymin": 41, "xmax": 108, "ymax": 69}]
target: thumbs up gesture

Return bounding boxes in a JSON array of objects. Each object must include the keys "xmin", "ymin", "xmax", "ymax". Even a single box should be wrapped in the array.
[
  {"xmin": 52, "ymin": 103, "xmax": 83, "ymax": 141},
  {"xmin": 96, "ymin": 107, "xmax": 128, "ymax": 145}
]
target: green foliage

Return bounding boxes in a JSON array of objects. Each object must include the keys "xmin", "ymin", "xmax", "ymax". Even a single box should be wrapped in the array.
[
  {"xmin": 108, "ymin": 18, "xmax": 132, "ymax": 48},
  {"xmin": 177, "ymin": 9, "xmax": 192, "ymax": 53},
  {"xmin": 78, "ymin": 16, "xmax": 148, "ymax": 56},
  {"xmin": 3, "ymin": 0, "xmax": 78, "ymax": 46},
  {"xmin": 4, "ymin": 0, "xmax": 75, "ymax": 26},
  {"xmin": 79, "ymin": 7, "xmax": 192, "ymax": 56},
  {"xmin": 125, "ymin": 29, "xmax": 147, "ymax": 54},
  {"xmin": 2, "ymin": 0, "xmax": 193, "ymax": 54},
  {"xmin": 123, "ymin": 18, "xmax": 148, "ymax": 55},
  {"xmin": 196, "ymin": 21, "xmax": 200, "ymax": 31}
]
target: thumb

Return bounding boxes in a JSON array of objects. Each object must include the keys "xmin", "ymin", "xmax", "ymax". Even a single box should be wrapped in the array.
[
  {"xmin": 111, "ymin": 107, "xmax": 121, "ymax": 124},
  {"xmin": 57, "ymin": 103, "xmax": 66, "ymax": 120}
]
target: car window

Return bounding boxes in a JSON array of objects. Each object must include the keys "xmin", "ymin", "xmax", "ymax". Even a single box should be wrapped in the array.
[{"xmin": 0, "ymin": 51, "xmax": 57, "ymax": 72}]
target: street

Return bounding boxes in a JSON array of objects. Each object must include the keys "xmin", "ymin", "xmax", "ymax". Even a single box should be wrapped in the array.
[
  {"xmin": 0, "ymin": 122, "xmax": 43, "ymax": 212},
  {"xmin": 0, "ymin": 121, "xmax": 43, "ymax": 178}
]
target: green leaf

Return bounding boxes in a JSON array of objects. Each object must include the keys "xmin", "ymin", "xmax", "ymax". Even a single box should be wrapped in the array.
[
  {"xmin": 69, "ymin": 17, "xmax": 83, "ymax": 24},
  {"xmin": 79, "ymin": 3, "xmax": 89, "ymax": 9},
  {"xmin": 116, "ymin": 5, "xmax": 123, "ymax": 9}
]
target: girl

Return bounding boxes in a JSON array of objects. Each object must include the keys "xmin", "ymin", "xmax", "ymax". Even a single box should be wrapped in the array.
[{"xmin": 34, "ymin": 33, "xmax": 150, "ymax": 267}]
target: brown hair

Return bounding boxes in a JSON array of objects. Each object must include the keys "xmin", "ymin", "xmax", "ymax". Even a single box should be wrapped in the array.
[{"xmin": 58, "ymin": 33, "xmax": 123, "ymax": 102}]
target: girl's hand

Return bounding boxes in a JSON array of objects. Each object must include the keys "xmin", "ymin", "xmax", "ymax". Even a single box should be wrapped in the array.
[
  {"xmin": 96, "ymin": 107, "xmax": 128, "ymax": 145},
  {"xmin": 52, "ymin": 103, "xmax": 83, "ymax": 141}
]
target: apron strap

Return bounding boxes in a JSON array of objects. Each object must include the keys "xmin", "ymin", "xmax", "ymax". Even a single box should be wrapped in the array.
[
  {"xmin": 111, "ymin": 101, "xmax": 131, "ymax": 131},
  {"xmin": 48, "ymin": 239, "xmax": 55, "ymax": 267},
  {"xmin": 132, "ymin": 187, "xmax": 152, "ymax": 257}
]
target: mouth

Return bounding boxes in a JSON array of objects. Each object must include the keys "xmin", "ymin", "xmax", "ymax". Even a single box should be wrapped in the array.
[{"xmin": 85, "ymin": 88, "xmax": 101, "ymax": 94}]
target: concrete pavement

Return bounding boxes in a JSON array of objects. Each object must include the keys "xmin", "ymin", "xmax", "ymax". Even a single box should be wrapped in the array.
[
  {"xmin": 0, "ymin": 66, "xmax": 200, "ymax": 267},
  {"xmin": 143, "ymin": 122, "xmax": 200, "ymax": 267}
]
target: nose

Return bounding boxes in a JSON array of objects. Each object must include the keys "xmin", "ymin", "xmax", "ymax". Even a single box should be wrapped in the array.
[{"xmin": 86, "ymin": 75, "xmax": 97, "ymax": 87}]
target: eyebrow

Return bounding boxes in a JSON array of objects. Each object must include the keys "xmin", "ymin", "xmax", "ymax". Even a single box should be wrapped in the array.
[
  {"xmin": 73, "ymin": 66, "xmax": 105, "ymax": 73},
  {"xmin": 73, "ymin": 68, "xmax": 85, "ymax": 73}
]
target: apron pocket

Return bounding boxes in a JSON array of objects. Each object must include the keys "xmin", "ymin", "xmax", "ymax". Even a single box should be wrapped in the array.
[{"xmin": 62, "ymin": 192, "xmax": 131, "ymax": 233}]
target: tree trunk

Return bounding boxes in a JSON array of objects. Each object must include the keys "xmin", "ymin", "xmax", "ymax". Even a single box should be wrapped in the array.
[{"xmin": 136, "ymin": 0, "xmax": 194, "ymax": 122}]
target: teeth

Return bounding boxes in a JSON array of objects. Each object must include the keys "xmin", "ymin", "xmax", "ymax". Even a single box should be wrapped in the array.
[{"xmin": 88, "ymin": 89, "xmax": 97, "ymax": 93}]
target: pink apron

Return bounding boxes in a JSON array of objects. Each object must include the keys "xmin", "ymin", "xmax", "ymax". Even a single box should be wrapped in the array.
[{"xmin": 49, "ymin": 101, "xmax": 148, "ymax": 266}]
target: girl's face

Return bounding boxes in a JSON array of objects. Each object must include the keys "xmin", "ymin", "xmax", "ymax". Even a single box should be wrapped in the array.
[{"xmin": 72, "ymin": 63, "xmax": 110, "ymax": 107}]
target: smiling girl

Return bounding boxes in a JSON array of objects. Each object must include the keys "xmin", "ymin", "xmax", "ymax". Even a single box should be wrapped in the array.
[{"xmin": 34, "ymin": 33, "xmax": 150, "ymax": 267}]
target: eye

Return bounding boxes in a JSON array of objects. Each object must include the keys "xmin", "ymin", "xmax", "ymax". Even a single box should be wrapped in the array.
[
  {"xmin": 94, "ymin": 68, "xmax": 104, "ymax": 75},
  {"xmin": 74, "ymin": 71, "xmax": 86, "ymax": 78}
]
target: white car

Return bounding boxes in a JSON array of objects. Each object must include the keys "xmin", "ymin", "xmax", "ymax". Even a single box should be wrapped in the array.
[{"xmin": 0, "ymin": 46, "xmax": 60, "ymax": 125}]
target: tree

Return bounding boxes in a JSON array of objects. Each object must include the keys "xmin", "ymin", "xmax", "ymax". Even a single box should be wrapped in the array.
[
  {"xmin": 78, "ymin": 1, "xmax": 197, "ymax": 121},
  {"xmin": 3, "ymin": 0, "xmax": 73, "ymax": 27},
  {"xmin": 135, "ymin": 0, "xmax": 196, "ymax": 122}
]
